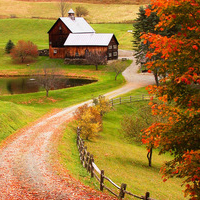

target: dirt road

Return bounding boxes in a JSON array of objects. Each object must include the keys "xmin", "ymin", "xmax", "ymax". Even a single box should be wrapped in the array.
[{"xmin": 0, "ymin": 51, "xmax": 154, "ymax": 199}]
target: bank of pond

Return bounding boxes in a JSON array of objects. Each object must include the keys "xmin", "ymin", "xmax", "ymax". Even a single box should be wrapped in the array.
[{"xmin": 0, "ymin": 76, "xmax": 97, "ymax": 95}]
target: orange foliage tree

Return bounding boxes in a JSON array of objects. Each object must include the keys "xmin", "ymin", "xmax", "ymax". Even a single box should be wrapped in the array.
[
  {"xmin": 141, "ymin": 0, "xmax": 200, "ymax": 199},
  {"xmin": 11, "ymin": 40, "xmax": 38, "ymax": 63}
]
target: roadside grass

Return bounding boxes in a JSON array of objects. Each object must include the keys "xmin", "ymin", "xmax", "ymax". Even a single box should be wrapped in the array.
[
  {"xmin": 0, "ymin": 0, "xmax": 144, "ymax": 23},
  {"xmin": 0, "ymin": 56, "xmax": 131, "ymax": 141},
  {"xmin": 58, "ymin": 88, "xmax": 186, "ymax": 200},
  {"xmin": 0, "ymin": 100, "xmax": 44, "ymax": 143},
  {"xmin": 0, "ymin": 19, "xmax": 133, "ymax": 51}
]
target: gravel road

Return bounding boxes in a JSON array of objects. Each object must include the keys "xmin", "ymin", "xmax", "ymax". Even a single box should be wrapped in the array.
[{"xmin": 0, "ymin": 51, "xmax": 155, "ymax": 199}]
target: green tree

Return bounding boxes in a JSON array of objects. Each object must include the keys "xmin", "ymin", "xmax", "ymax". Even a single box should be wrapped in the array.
[
  {"xmin": 107, "ymin": 60, "xmax": 128, "ymax": 81},
  {"xmin": 5, "ymin": 40, "xmax": 14, "ymax": 54}
]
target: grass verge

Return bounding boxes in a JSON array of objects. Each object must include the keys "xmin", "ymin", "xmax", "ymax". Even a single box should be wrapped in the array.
[{"xmin": 58, "ymin": 88, "xmax": 186, "ymax": 200}]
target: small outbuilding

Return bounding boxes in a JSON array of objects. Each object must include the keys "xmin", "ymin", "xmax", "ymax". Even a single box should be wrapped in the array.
[{"xmin": 48, "ymin": 9, "xmax": 119, "ymax": 60}]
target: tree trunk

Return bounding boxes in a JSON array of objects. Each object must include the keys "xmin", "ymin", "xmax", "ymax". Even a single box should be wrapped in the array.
[
  {"xmin": 115, "ymin": 72, "xmax": 120, "ymax": 81},
  {"xmin": 95, "ymin": 65, "xmax": 98, "ymax": 70},
  {"xmin": 153, "ymin": 68, "xmax": 159, "ymax": 86},
  {"xmin": 147, "ymin": 147, "xmax": 153, "ymax": 167},
  {"xmin": 46, "ymin": 89, "xmax": 49, "ymax": 97}
]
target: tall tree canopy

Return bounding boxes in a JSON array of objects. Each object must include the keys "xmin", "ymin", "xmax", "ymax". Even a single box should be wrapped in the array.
[
  {"xmin": 133, "ymin": 4, "xmax": 181, "ymax": 86},
  {"xmin": 141, "ymin": 0, "xmax": 200, "ymax": 199}
]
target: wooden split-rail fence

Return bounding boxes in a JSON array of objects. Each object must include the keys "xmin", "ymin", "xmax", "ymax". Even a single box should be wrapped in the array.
[
  {"xmin": 110, "ymin": 95, "xmax": 153, "ymax": 106},
  {"xmin": 76, "ymin": 127, "xmax": 156, "ymax": 200}
]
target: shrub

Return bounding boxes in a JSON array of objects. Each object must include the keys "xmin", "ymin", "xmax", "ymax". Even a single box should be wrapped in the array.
[
  {"xmin": 74, "ymin": 104, "xmax": 102, "ymax": 140},
  {"xmin": 5, "ymin": 40, "xmax": 14, "ymax": 54},
  {"xmin": 76, "ymin": 6, "xmax": 89, "ymax": 17},
  {"xmin": 11, "ymin": 40, "xmax": 38, "ymax": 63},
  {"xmin": 93, "ymin": 95, "xmax": 111, "ymax": 116}
]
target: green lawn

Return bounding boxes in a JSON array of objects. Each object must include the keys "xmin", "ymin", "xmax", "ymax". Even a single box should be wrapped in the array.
[
  {"xmin": 59, "ymin": 88, "xmax": 186, "ymax": 200},
  {"xmin": 0, "ymin": 56, "xmax": 132, "ymax": 142},
  {"xmin": 0, "ymin": 19, "xmax": 133, "ymax": 50}
]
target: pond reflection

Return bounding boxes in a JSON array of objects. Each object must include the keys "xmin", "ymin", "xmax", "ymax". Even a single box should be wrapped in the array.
[{"xmin": 0, "ymin": 76, "xmax": 97, "ymax": 95}]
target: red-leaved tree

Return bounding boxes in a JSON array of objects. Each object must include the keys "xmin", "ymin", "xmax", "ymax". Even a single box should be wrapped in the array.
[
  {"xmin": 141, "ymin": 0, "xmax": 200, "ymax": 199},
  {"xmin": 11, "ymin": 40, "xmax": 38, "ymax": 63}
]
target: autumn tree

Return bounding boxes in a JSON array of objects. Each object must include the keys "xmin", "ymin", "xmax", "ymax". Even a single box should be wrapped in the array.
[
  {"xmin": 133, "ymin": 4, "xmax": 181, "ymax": 86},
  {"xmin": 35, "ymin": 64, "xmax": 64, "ymax": 97},
  {"xmin": 58, "ymin": 0, "xmax": 69, "ymax": 17},
  {"xmin": 107, "ymin": 60, "xmax": 129, "ymax": 81},
  {"xmin": 5, "ymin": 40, "xmax": 14, "ymax": 54},
  {"xmin": 11, "ymin": 40, "xmax": 38, "ymax": 63},
  {"xmin": 93, "ymin": 95, "xmax": 111, "ymax": 116},
  {"xmin": 85, "ymin": 51, "xmax": 107, "ymax": 70},
  {"xmin": 74, "ymin": 104, "xmax": 102, "ymax": 140},
  {"xmin": 76, "ymin": 6, "xmax": 89, "ymax": 17},
  {"xmin": 141, "ymin": 0, "xmax": 200, "ymax": 199},
  {"xmin": 121, "ymin": 104, "xmax": 164, "ymax": 166}
]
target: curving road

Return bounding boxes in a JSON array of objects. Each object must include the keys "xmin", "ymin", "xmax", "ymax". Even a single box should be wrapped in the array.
[{"xmin": 0, "ymin": 51, "xmax": 155, "ymax": 199}]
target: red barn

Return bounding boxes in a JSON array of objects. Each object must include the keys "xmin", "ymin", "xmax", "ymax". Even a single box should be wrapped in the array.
[{"xmin": 48, "ymin": 9, "xmax": 119, "ymax": 60}]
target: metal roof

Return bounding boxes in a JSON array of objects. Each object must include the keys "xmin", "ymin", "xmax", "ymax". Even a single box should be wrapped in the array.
[
  {"xmin": 60, "ymin": 17, "xmax": 95, "ymax": 33},
  {"xmin": 64, "ymin": 33, "xmax": 115, "ymax": 46}
]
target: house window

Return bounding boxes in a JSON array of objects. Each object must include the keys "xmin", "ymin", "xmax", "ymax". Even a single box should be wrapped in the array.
[
  {"xmin": 75, "ymin": 52, "xmax": 79, "ymax": 57},
  {"xmin": 113, "ymin": 45, "xmax": 117, "ymax": 49},
  {"xmin": 108, "ymin": 45, "xmax": 112, "ymax": 50},
  {"xmin": 108, "ymin": 53, "xmax": 112, "ymax": 57},
  {"xmin": 59, "ymin": 26, "xmax": 62, "ymax": 31},
  {"xmin": 49, "ymin": 41, "xmax": 52, "ymax": 45},
  {"xmin": 85, "ymin": 49, "xmax": 89, "ymax": 56},
  {"xmin": 113, "ymin": 52, "xmax": 118, "ymax": 56},
  {"xmin": 54, "ymin": 49, "xmax": 57, "ymax": 54}
]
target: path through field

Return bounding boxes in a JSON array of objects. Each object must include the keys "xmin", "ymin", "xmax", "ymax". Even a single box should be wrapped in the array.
[{"xmin": 0, "ymin": 51, "xmax": 155, "ymax": 199}]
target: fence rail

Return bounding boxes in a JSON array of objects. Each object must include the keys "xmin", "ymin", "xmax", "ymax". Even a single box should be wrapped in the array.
[
  {"xmin": 110, "ymin": 95, "xmax": 153, "ymax": 106},
  {"xmin": 76, "ymin": 127, "xmax": 156, "ymax": 200}
]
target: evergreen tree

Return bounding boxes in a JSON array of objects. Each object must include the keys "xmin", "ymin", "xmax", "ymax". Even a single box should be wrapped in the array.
[
  {"xmin": 133, "ymin": 5, "xmax": 180, "ymax": 86},
  {"xmin": 5, "ymin": 40, "xmax": 14, "ymax": 54}
]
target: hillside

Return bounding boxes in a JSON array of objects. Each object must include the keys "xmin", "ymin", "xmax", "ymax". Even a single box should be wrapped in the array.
[
  {"xmin": 0, "ymin": 0, "xmax": 149, "ymax": 23},
  {"xmin": 0, "ymin": 19, "xmax": 133, "ymax": 50},
  {"xmin": 18, "ymin": 0, "xmax": 150, "ymax": 4}
]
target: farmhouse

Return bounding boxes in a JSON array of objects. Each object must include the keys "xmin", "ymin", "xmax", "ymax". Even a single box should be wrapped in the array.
[{"xmin": 48, "ymin": 9, "xmax": 119, "ymax": 60}]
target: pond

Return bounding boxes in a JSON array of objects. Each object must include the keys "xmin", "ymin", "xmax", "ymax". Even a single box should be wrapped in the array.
[{"xmin": 0, "ymin": 76, "xmax": 97, "ymax": 95}]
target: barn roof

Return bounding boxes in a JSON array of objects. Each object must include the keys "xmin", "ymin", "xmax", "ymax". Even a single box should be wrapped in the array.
[
  {"xmin": 64, "ymin": 33, "xmax": 119, "ymax": 46},
  {"xmin": 48, "ymin": 17, "xmax": 95, "ymax": 34},
  {"xmin": 60, "ymin": 17, "xmax": 95, "ymax": 33}
]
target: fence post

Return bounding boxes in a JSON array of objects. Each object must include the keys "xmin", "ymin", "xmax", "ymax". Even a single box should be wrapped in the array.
[
  {"xmin": 144, "ymin": 192, "xmax": 150, "ymax": 200},
  {"xmin": 119, "ymin": 183, "xmax": 127, "ymax": 199},
  {"xmin": 83, "ymin": 146, "xmax": 87, "ymax": 167},
  {"xmin": 100, "ymin": 170, "xmax": 104, "ymax": 191},
  {"xmin": 86, "ymin": 152, "xmax": 90, "ymax": 172},
  {"xmin": 120, "ymin": 97, "xmax": 121, "ymax": 104},
  {"xmin": 142, "ymin": 94, "xmax": 144, "ymax": 100},
  {"xmin": 130, "ymin": 96, "xmax": 132, "ymax": 103},
  {"xmin": 90, "ymin": 155, "xmax": 94, "ymax": 178},
  {"xmin": 112, "ymin": 99, "xmax": 114, "ymax": 107}
]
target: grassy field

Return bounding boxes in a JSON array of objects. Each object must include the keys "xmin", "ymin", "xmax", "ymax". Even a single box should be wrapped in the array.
[
  {"xmin": 0, "ymin": 0, "xmax": 145, "ymax": 23},
  {"xmin": 59, "ymin": 88, "xmax": 186, "ymax": 200},
  {"xmin": 0, "ymin": 19, "xmax": 133, "ymax": 50},
  {"xmin": 0, "ymin": 57, "xmax": 132, "ymax": 142}
]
